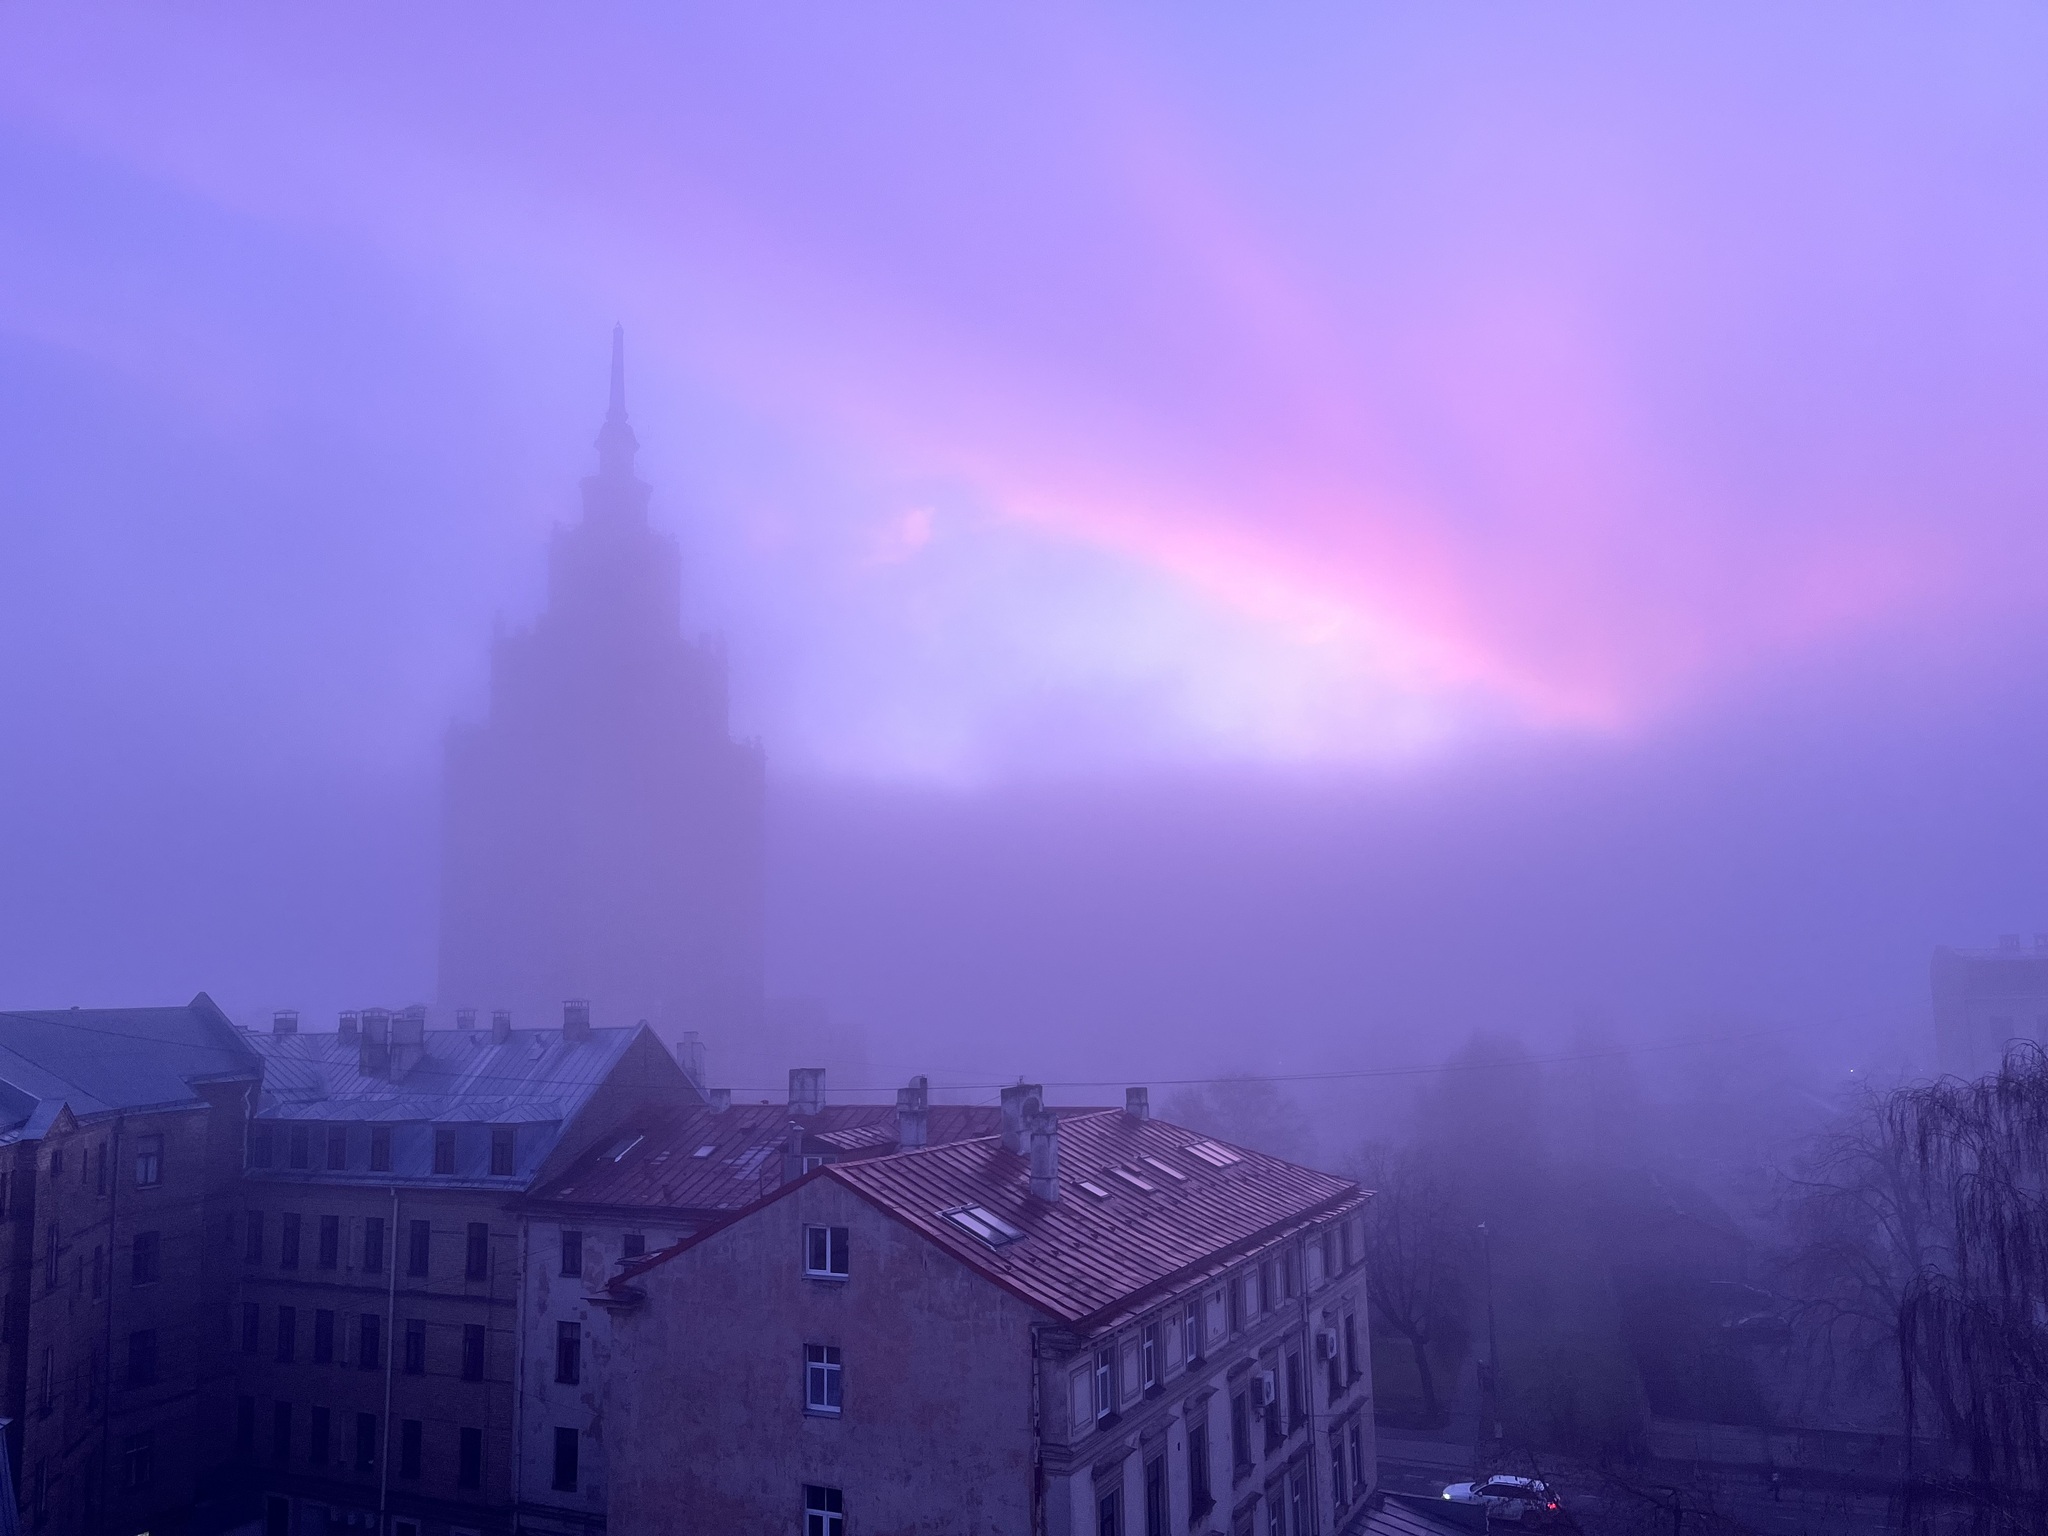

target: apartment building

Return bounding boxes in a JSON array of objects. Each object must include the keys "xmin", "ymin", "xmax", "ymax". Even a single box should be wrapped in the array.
[
  {"xmin": 233, "ymin": 1004, "xmax": 690, "ymax": 1536},
  {"xmin": 0, "ymin": 996, "xmax": 262, "ymax": 1536},
  {"xmin": 603, "ymin": 1086, "xmax": 1375, "ymax": 1536}
]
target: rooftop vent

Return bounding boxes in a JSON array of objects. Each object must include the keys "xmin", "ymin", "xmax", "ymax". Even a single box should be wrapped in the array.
[
  {"xmin": 455, "ymin": 1008, "xmax": 477, "ymax": 1031},
  {"xmin": 271, "ymin": 1010, "xmax": 299, "ymax": 1037},
  {"xmin": 1125, "ymin": 1085, "xmax": 1150, "ymax": 1120},
  {"xmin": 491, "ymin": 1010, "xmax": 512, "ymax": 1045},
  {"xmin": 563, "ymin": 1000, "xmax": 592, "ymax": 1044},
  {"xmin": 897, "ymin": 1074, "xmax": 929, "ymax": 1150},
  {"xmin": 788, "ymin": 1067, "xmax": 826, "ymax": 1117},
  {"xmin": 1000, "ymin": 1082, "xmax": 1044, "ymax": 1155}
]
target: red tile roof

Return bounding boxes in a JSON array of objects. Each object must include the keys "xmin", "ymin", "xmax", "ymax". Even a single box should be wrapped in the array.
[{"xmin": 619, "ymin": 1111, "xmax": 1367, "ymax": 1330}]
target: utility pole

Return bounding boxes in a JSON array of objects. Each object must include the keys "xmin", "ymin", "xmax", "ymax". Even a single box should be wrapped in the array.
[{"xmin": 1476, "ymin": 1221, "xmax": 1500, "ymax": 1462}]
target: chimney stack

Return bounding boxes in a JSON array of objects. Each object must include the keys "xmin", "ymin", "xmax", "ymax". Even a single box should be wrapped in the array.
[
  {"xmin": 455, "ymin": 1008, "xmax": 477, "ymax": 1031},
  {"xmin": 1028, "ymin": 1112, "xmax": 1061, "ymax": 1202},
  {"xmin": 1125, "ymin": 1086, "xmax": 1150, "ymax": 1121},
  {"xmin": 677, "ymin": 1031, "xmax": 707, "ymax": 1091},
  {"xmin": 392, "ymin": 1005, "xmax": 427, "ymax": 1077},
  {"xmin": 491, "ymin": 1010, "xmax": 512, "ymax": 1045},
  {"xmin": 897, "ymin": 1075, "xmax": 930, "ymax": 1150},
  {"xmin": 788, "ymin": 1067, "xmax": 825, "ymax": 1117},
  {"xmin": 1001, "ymin": 1083, "xmax": 1044, "ymax": 1155},
  {"xmin": 359, "ymin": 1007, "xmax": 392, "ymax": 1076},
  {"xmin": 271, "ymin": 1010, "xmax": 299, "ymax": 1037},
  {"xmin": 708, "ymin": 1087, "xmax": 732, "ymax": 1114},
  {"xmin": 338, "ymin": 1011, "xmax": 360, "ymax": 1044},
  {"xmin": 563, "ymin": 1000, "xmax": 592, "ymax": 1044}
]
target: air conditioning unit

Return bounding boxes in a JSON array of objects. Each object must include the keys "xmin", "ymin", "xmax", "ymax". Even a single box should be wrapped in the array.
[
  {"xmin": 1317, "ymin": 1328, "xmax": 1340, "ymax": 1362},
  {"xmin": 1254, "ymin": 1370, "xmax": 1277, "ymax": 1408}
]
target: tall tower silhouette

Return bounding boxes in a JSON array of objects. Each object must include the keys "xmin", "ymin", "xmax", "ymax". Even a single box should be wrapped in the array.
[{"xmin": 438, "ymin": 327, "xmax": 764, "ymax": 1040}]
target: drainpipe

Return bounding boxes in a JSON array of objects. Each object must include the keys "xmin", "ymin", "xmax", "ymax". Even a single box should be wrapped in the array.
[
  {"xmin": 1029, "ymin": 1325, "xmax": 1046, "ymax": 1536},
  {"xmin": 379, "ymin": 1186, "xmax": 397, "ymax": 1534},
  {"xmin": 97, "ymin": 1119, "xmax": 122, "ymax": 1526},
  {"xmin": 1298, "ymin": 1237, "xmax": 1324, "ymax": 1536}
]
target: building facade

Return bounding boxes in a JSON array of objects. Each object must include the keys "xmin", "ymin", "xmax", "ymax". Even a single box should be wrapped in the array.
[
  {"xmin": 438, "ymin": 327, "xmax": 765, "ymax": 1042},
  {"xmin": 1932, "ymin": 937, "xmax": 2048, "ymax": 1078},
  {"xmin": 604, "ymin": 1089, "xmax": 1375, "ymax": 1536}
]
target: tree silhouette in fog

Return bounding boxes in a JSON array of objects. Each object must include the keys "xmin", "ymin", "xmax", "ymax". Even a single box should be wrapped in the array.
[{"xmin": 1353, "ymin": 1141, "xmax": 1472, "ymax": 1426}]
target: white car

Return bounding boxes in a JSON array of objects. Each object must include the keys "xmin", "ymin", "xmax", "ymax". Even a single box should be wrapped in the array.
[{"xmin": 1443, "ymin": 1475, "xmax": 1564, "ymax": 1524}]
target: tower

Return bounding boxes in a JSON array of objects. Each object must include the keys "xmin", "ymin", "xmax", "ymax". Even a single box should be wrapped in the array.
[{"xmin": 438, "ymin": 326, "xmax": 764, "ymax": 1041}]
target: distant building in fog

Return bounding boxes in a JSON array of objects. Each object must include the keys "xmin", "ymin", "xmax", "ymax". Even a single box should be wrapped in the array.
[
  {"xmin": 439, "ymin": 327, "xmax": 764, "ymax": 1040},
  {"xmin": 1932, "ymin": 935, "xmax": 2048, "ymax": 1078}
]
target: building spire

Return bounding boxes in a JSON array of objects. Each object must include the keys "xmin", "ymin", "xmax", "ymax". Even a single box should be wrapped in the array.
[{"xmin": 594, "ymin": 322, "xmax": 640, "ymax": 480}]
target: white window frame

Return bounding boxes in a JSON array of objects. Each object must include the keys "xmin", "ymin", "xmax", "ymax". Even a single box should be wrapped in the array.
[
  {"xmin": 804, "ymin": 1484, "xmax": 844, "ymax": 1536},
  {"xmin": 803, "ymin": 1225, "xmax": 849, "ymax": 1279},
  {"xmin": 804, "ymin": 1343, "xmax": 843, "ymax": 1416},
  {"xmin": 1094, "ymin": 1346, "xmax": 1116, "ymax": 1421}
]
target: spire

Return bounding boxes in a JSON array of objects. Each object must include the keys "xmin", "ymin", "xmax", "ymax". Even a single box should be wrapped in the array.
[{"xmin": 594, "ymin": 322, "xmax": 640, "ymax": 480}]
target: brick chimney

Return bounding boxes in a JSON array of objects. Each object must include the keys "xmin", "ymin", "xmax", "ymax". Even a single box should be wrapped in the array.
[
  {"xmin": 1125, "ymin": 1086, "xmax": 1150, "ymax": 1121},
  {"xmin": 392, "ymin": 1005, "xmax": 427, "ymax": 1077},
  {"xmin": 271, "ymin": 1010, "xmax": 299, "ymax": 1037},
  {"xmin": 359, "ymin": 1008, "xmax": 392, "ymax": 1076},
  {"xmin": 788, "ymin": 1068, "xmax": 825, "ymax": 1116},
  {"xmin": 338, "ymin": 1011, "xmax": 360, "ymax": 1044},
  {"xmin": 1001, "ymin": 1083, "xmax": 1044, "ymax": 1154},
  {"xmin": 1028, "ymin": 1112, "xmax": 1061, "ymax": 1202},
  {"xmin": 896, "ymin": 1075, "xmax": 929, "ymax": 1150},
  {"xmin": 563, "ymin": 1000, "xmax": 591, "ymax": 1044},
  {"xmin": 490, "ymin": 1010, "xmax": 512, "ymax": 1045},
  {"xmin": 455, "ymin": 1008, "xmax": 477, "ymax": 1031}
]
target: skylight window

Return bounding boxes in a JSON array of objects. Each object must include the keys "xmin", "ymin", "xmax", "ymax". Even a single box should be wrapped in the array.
[
  {"xmin": 942, "ymin": 1205, "xmax": 1026, "ymax": 1247},
  {"xmin": 693, "ymin": 1144, "xmax": 717, "ymax": 1159},
  {"xmin": 604, "ymin": 1134, "xmax": 644, "ymax": 1163},
  {"xmin": 1077, "ymin": 1179, "xmax": 1113, "ymax": 1199},
  {"xmin": 1183, "ymin": 1140, "xmax": 1242, "ymax": 1168},
  {"xmin": 1141, "ymin": 1156, "xmax": 1188, "ymax": 1182},
  {"xmin": 1110, "ymin": 1167, "xmax": 1158, "ymax": 1193}
]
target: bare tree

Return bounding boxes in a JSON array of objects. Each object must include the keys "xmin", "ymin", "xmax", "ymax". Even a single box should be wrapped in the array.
[{"xmin": 1353, "ymin": 1141, "xmax": 1472, "ymax": 1426}]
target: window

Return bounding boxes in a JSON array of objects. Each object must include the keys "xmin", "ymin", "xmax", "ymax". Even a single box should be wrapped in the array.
[
  {"xmin": 44, "ymin": 1223, "xmax": 56, "ymax": 1291},
  {"xmin": 462, "ymin": 1323, "xmax": 485, "ymax": 1381},
  {"xmin": 400, "ymin": 1419, "xmax": 422, "ymax": 1479},
  {"xmin": 134, "ymin": 1134, "xmax": 162, "ymax": 1186},
  {"xmin": 1189, "ymin": 1421, "xmax": 1213, "ymax": 1509},
  {"xmin": 1231, "ymin": 1392, "xmax": 1251, "ymax": 1472},
  {"xmin": 1094, "ymin": 1347, "xmax": 1117, "ymax": 1422},
  {"xmin": 490, "ymin": 1125, "xmax": 515, "ymax": 1176},
  {"xmin": 458, "ymin": 1427, "xmax": 482, "ymax": 1489},
  {"xmin": 1330, "ymin": 1431, "xmax": 1347, "ymax": 1508},
  {"xmin": 1289, "ymin": 1468, "xmax": 1308, "ymax": 1535},
  {"xmin": 277, "ymin": 1306, "xmax": 297, "ymax": 1363},
  {"xmin": 1228, "ymin": 1273, "xmax": 1244, "ymax": 1334},
  {"xmin": 326, "ymin": 1125, "xmax": 348, "ymax": 1171},
  {"xmin": 314, "ymin": 1309, "xmax": 335, "ymax": 1365},
  {"xmin": 1343, "ymin": 1314, "xmax": 1359, "ymax": 1383},
  {"xmin": 434, "ymin": 1127, "xmax": 457, "ymax": 1175},
  {"xmin": 1142, "ymin": 1323, "xmax": 1159, "ymax": 1390},
  {"xmin": 273, "ymin": 1402, "xmax": 293, "ymax": 1462},
  {"xmin": 91, "ymin": 1245, "xmax": 103, "ymax": 1298},
  {"xmin": 1347, "ymin": 1423, "xmax": 1364, "ymax": 1494},
  {"xmin": 804, "ymin": 1485, "xmax": 843, "ymax": 1536},
  {"xmin": 280, "ymin": 1212, "xmax": 301, "ymax": 1270},
  {"xmin": 37, "ymin": 1346, "xmax": 51, "ymax": 1414},
  {"xmin": 804, "ymin": 1344, "xmax": 842, "ymax": 1415},
  {"xmin": 803, "ymin": 1224, "xmax": 850, "ymax": 1278},
  {"xmin": 408, "ymin": 1219, "xmax": 431, "ymax": 1277},
  {"xmin": 354, "ymin": 1412, "xmax": 377, "ymax": 1472},
  {"xmin": 125, "ymin": 1430, "xmax": 154, "ymax": 1489},
  {"xmin": 404, "ymin": 1319, "xmax": 426, "ymax": 1375},
  {"xmin": 556, "ymin": 1321, "xmax": 581, "ymax": 1385},
  {"xmin": 365, "ymin": 1216, "xmax": 386, "ymax": 1274},
  {"xmin": 943, "ymin": 1204, "xmax": 1025, "ymax": 1246},
  {"xmin": 1184, "ymin": 1300, "xmax": 1202, "ymax": 1363},
  {"xmin": 288, "ymin": 1125, "xmax": 310, "ymax": 1171},
  {"xmin": 466, "ymin": 1222, "xmax": 489, "ymax": 1281},
  {"xmin": 129, "ymin": 1228, "xmax": 160, "ymax": 1285},
  {"xmin": 244, "ymin": 1210, "xmax": 265, "ymax": 1264},
  {"xmin": 95, "ymin": 1142, "xmax": 107, "ymax": 1196},
  {"xmin": 560, "ymin": 1230, "xmax": 583, "ymax": 1278},
  {"xmin": 1098, "ymin": 1487, "xmax": 1123, "ymax": 1536},
  {"xmin": 241, "ymin": 1302, "xmax": 261, "ymax": 1354},
  {"xmin": 1286, "ymin": 1352, "xmax": 1304, "ymax": 1432},
  {"xmin": 309, "ymin": 1406, "xmax": 330, "ymax": 1466},
  {"xmin": 621, "ymin": 1232, "xmax": 646, "ymax": 1260},
  {"xmin": 317, "ymin": 1214, "xmax": 339, "ymax": 1269},
  {"xmin": 359, "ymin": 1313, "xmax": 381, "ymax": 1371},
  {"xmin": 265, "ymin": 1495, "xmax": 290, "ymax": 1536},
  {"xmin": 1260, "ymin": 1263, "xmax": 1276, "ymax": 1315},
  {"xmin": 1267, "ymin": 1496, "xmax": 1283, "ymax": 1536},
  {"xmin": 127, "ymin": 1328, "xmax": 157, "ymax": 1385},
  {"xmin": 551, "ymin": 1427, "xmax": 578, "ymax": 1492},
  {"xmin": 1145, "ymin": 1454, "xmax": 1165, "ymax": 1536},
  {"xmin": 236, "ymin": 1396, "xmax": 257, "ymax": 1453},
  {"xmin": 249, "ymin": 1125, "xmax": 275, "ymax": 1169},
  {"xmin": 369, "ymin": 1126, "xmax": 391, "ymax": 1173}
]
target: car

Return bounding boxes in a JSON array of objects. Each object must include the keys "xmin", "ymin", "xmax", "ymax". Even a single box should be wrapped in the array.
[{"xmin": 1443, "ymin": 1475, "xmax": 1565, "ymax": 1524}]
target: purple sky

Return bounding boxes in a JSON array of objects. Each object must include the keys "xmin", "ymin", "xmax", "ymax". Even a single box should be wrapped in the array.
[{"xmin": 4, "ymin": 7, "xmax": 2047, "ymax": 1090}]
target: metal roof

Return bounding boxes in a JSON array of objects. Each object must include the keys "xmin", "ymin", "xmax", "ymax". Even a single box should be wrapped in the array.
[
  {"xmin": 0, "ymin": 994, "xmax": 261, "ymax": 1136},
  {"xmin": 247, "ymin": 1025, "xmax": 646, "ymax": 1125},
  {"xmin": 623, "ymin": 1111, "xmax": 1367, "ymax": 1329}
]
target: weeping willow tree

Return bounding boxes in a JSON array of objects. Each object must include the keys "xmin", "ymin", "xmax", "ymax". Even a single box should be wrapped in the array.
[{"xmin": 1887, "ymin": 1042, "xmax": 2048, "ymax": 1533}]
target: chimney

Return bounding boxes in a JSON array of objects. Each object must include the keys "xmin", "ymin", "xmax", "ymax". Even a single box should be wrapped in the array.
[
  {"xmin": 338, "ymin": 1011, "xmax": 360, "ymax": 1044},
  {"xmin": 1001, "ymin": 1083, "xmax": 1044, "ymax": 1155},
  {"xmin": 2001, "ymin": 933, "xmax": 2023, "ymax": 952},
  {"xmin": 392, "ymin": 1005, "xmax": 427, "ymax": 1077},
  {"xmin": 1125, "ymin": 1086, "xmax": 1151, "ymax": 1121},
  {"xmin": 896, "ymin": 1075, "xmax": 930, "ymax": 1150},
  {"xmin": 788, "ymin": 1068, "xmax": 825, "ymax": 1116},
  {"xmin": 271, "ymin": 1010, "xmax": 299, "ymax": 1037},
  {"xmin": 781, "ymin": 1121, "xmax": 810, "ymax": 1184},
  {"xmin": 563, "ymin": 1000, "xmax": 592, "ymax": 1044},
  {"xmin": 1028, "ymin": 1112, "xmax": 1061, "ymax": 1202},
  {"xmin": 455, "ymin": 1008, "xmax": 477, "ymax": 1031},
  {"xmin": 359, "ymin": 1008, "xmax": 392, "ymax": 1076},
  {"xmin": 708, "ymin": 1087, "xmax": 732, "ymax": 1114},
  {"xmin": 677, "ymin": 1031, "xmax": 708, "ymax": 1091},
  {"xmin": 491, "ymin": 1010, "xmax": 512, "ymax": 1045}
]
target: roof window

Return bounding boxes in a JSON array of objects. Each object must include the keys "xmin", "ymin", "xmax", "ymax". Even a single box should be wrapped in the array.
[
  {"xmin": 603, "ymin": 1134, "xmax": 644, "ymax": 1163},
  {"xmin": 1141, "ymin": 1156, "xmax": 1188, "ymax": 1182},
  {"xmin": 1183, "ymin": 1140, "xmax": 1242, "ymax": 1168},
  {"xmin": 692, "ymin": 1145, "xmax": 717, "ymax": 1159},
  {"xmin": 942, "ymin": 1205, "xmax": 1026, "ymax": 1247},
  {"xmin": 1110, "ymin": 1167, "xmax": 1157, "ymax": 1193},
  {"xmin": 1077, "ymin": 1179, "xmax": 1112, "ymax": 1199}
]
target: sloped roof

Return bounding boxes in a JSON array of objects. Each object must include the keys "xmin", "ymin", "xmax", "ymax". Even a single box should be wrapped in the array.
[
  {"xmin": 0, "ymin": 994, "xmax": 262, "ymax": 1136},
  {"xmin": 247, "ymin": 1025, "xmax": 648, "ymax": 1124},
  {"xmin": 623, "ymin": 1111, "xmax": 1366, "ymax": 1329}
]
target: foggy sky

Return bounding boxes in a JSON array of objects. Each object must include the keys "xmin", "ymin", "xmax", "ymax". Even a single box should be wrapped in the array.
[{"xmin": 5, "ymin": 7, "xmax": 2048, "ymax": 1092}]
